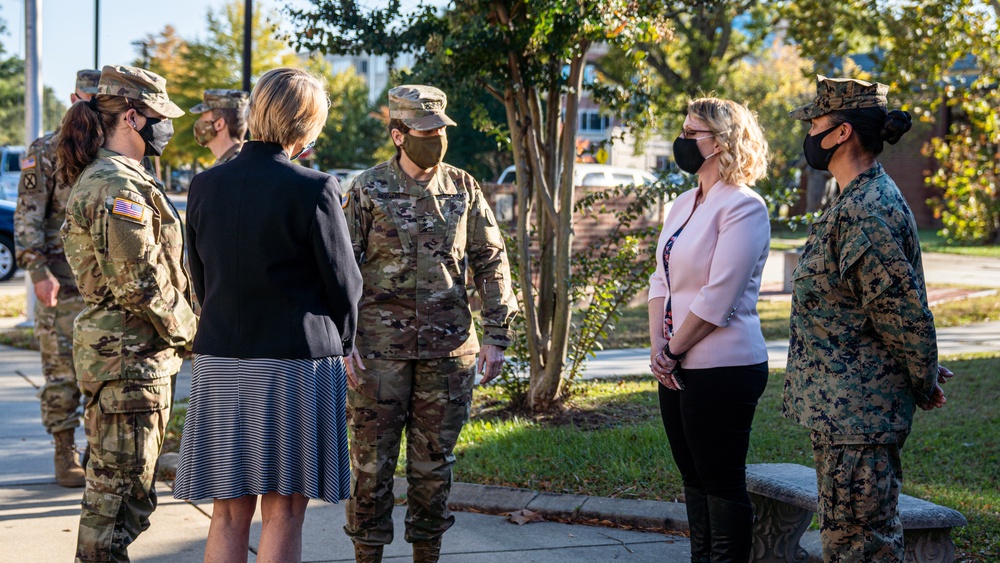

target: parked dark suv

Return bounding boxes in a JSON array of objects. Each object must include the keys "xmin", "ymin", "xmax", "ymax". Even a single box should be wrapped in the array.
[{"xmin": 0, "ymin": 199, "xmax": 17, "ymax": 281}]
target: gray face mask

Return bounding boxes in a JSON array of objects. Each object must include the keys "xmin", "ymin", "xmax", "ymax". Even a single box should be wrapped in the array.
[{"xmin": 136, "ymin": 116, "xmax": 174, "ymax": 157}]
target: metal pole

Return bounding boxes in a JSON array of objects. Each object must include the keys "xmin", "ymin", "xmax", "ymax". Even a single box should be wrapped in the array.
[
  {"xmin": 94, "ymin": 0, "xmax": 99, "ymax": 68},
  {"xmin": 22, "ymin": 0, "xmax": 42, "ymax": 327},
  {"xmin": 243, "ymin": 0, "xmax": 252, "ymax": 92}
]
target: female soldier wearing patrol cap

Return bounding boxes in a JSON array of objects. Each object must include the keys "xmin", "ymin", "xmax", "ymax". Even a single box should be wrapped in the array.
[
  {"xmin": 190, "ymin": 89, "xmax": 249, "ymax": 166},
  {"xmin": 785, "ymin": 76, "xmax": 955, "ymax": 562},
  {"xmin": 57, "ymin": 64, "xmax": 196, "ymax": 562}
]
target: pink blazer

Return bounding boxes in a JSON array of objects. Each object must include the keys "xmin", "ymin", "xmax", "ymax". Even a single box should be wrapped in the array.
[{"xmin": 648, "ymin": 181, "xmax": 770, "ymax": 369}]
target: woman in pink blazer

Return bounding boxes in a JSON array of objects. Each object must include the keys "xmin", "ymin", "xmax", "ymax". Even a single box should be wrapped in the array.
[{"xmin": 648, "ymin": 97, "xmax": 771, "ymax": 563}]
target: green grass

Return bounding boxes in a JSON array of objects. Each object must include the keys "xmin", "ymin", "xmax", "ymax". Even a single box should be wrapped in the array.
[
  {"xmin": 438, "ymin": 355, "xmax": 998, "ymax": 560},
  {"xmin": 0, "ymin": 327, "xmax": 38, "ymax": 350},
  {"xmin": 768, "ymin": 227, "xmax": 1000, "ymax": 257},
  {"xmin": 593, "ymin": 292, "xmax": 1000, "ymax": 349},
  {"xmin": 0, "ymin": 293, "xmax": 26, "ymax": 317}
]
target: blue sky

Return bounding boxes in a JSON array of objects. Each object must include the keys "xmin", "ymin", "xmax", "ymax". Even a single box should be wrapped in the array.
[{"xmin": 0, "ymin": 0, "xmax": 439, "ymax": 102}]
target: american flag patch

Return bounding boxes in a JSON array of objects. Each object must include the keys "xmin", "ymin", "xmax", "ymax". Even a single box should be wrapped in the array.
[
  {"xmin": 111, "ymin": 198, "xmax": 146, "ymax": 221},
  {"xmin": 21, "ymin": 157, "xmax": 36, "ymax": 169}
]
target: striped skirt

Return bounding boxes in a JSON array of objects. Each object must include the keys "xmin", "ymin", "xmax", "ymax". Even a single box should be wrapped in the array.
[{"xmin": 172, "ymin": 355, "xmax": 351, "ymax": 503}]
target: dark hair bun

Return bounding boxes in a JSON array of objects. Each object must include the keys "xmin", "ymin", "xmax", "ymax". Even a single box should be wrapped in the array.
[{"xmin": 881, "ymin": 110, "xmax": 912, "ymax": 145}]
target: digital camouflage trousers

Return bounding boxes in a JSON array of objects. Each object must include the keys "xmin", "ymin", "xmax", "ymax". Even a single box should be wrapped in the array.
[
  {"xmin": 344, "ymin": 355, "xmax": 476, "ymax": 547},
  {"xmin": 812, "ymin": 430, "xmax": 908, "ymax": 563}
]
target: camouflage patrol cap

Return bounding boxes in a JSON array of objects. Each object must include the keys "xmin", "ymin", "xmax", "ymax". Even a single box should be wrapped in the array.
[
  {"xmin": 790, "ymin": 75, "xmax": 889, "ymax": 121},
  {"xmin": 190, "ymin": 89, "xmax": 249, "ymax": 114},
  {"xmin": 388, "ymin": 84, "xmax": 457, "ymax": 130},
  {"xmin": 97, "ymin": 64, "xmax": 184, "ymax": 119},
  {"xmin": 75, "ymin": 69, "xmax": 101, "ymax": 95}
]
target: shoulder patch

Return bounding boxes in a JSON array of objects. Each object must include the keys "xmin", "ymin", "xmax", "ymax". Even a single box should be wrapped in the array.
[
  {"xmin": 342, "ymin": 191, "xmax": 350, "ymax": 209},
  {"xmin": 111, "ymin": 197, "xmax": 147, "ymax": 222},
  {"xmin": 21, "ymin": 157, "xmax": 36, "ymax": 170}
]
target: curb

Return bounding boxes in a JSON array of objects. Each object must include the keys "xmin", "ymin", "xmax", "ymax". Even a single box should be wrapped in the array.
[
  {"xmin": 157, "ymin": 453, "xmax": 690, "ymax": 533},
  {"xmin": 398, "ymin": 477, "xmax": 689, "ymax": 533}
]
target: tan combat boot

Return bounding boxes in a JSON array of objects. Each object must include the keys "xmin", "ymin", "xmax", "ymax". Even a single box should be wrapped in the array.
[
  {"xmin": 53, "ymin": 430, "xmax": 86, "ymax": 487},
  {"xmin": 412, "ymin": 539, "xmax": 442, "ymax": 563},
  {"xmin": 353, "ymin": 543, "xmax": 383, "ymax": 563}
]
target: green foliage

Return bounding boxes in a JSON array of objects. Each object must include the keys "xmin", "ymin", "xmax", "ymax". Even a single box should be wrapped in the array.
[
  {"xmin": 307, "ymin": 60, "xmax": 388, "ymax": 170},
  {"xmin": 566, "ymin": 177, "xmax": 686, "ymax": 379},
  {"xmin": 133, "ymin": 1, "xmax": 300, "ymax": 169},
  {"xmin": 0, "ymin": 56, "xmax": 66, "ymax": 144}
]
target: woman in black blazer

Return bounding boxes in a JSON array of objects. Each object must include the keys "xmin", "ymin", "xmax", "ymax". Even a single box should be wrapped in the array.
[{"xmin": 173, "ymin": 67, "xmax": 362, "ymax": 562}]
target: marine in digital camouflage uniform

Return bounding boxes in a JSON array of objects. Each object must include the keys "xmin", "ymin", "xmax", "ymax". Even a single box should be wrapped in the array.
[
  {"xmin": 343, "ymin": 85, "xmax": 518, "ymax": 563},
  {"xmin": 14, "ymin": 69, "xmax": 102, "ymax": 488},
  {"xmin": 60, "ymin": 65, "xmax": 195, "ymax": 563},
  {"xmin": 785, "ymin": 76, "xmax": 949, "ymax": 562},
  {"xmin": 190, "ymin": 89, "xmax": 248, "ymax": 167}
]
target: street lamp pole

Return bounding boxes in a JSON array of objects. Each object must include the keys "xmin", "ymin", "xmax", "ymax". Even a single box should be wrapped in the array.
[
  {"xmin": 243, "ymin": 0, "xmax": 252, "ymax": 92},
  {"xmin": 94, "ymin": 0, "xmax": 99, "ymax": 68}
]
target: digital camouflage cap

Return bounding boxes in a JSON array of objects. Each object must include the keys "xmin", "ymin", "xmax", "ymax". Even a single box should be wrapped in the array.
[
  {"xmin": 97, "ymin": 64, "xmax": 184, "ymax": 119},
  {"xmin": 388, "ymin": 85, "xmax": 457, "ymax": 131},
  {"xmin": 76, "ymin": 70, "xmax": 101, "ymax": 95},
  {"xmin": 790, "ymin": 75, "xmax": 889, "ymax": 121},
  {"xmin": 190, "ymin": 89, "xmax": 249, "ymax": 114}
]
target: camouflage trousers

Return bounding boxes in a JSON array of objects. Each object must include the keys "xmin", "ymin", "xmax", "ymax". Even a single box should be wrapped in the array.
[
  {"xmin": 811, "ymin": 430, "xmax": 908, "ymax": 563},
  {"xmin": 34, "ymin": 291, "xmax": 85, "ymax": 434},
  {"xmin": 344, "ymin": 355, "xmax": 476, "ymax": 546},
  {"xmin": 76, "ymin": 377, "xmax": 172, "ymax": 562}
]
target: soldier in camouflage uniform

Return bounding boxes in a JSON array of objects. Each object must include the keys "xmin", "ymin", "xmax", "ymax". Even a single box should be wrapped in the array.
[
  {"xmin": 58, "ymin": 65, "xmax": 195, "ymax": 562},
  {"xmin": 342, "ymin": 85, "xmax": 518, "ymax": 563},
  {"xmin": 14, "ymin": 69, "xmax": 101, "ymax": 488},
  {"xmin": 785, "ymin": 76, "xmax": 954, "ymax": 562},
  {"xmin": 190, "ymin": 89, "xmax": 248, "ymax": 167}
]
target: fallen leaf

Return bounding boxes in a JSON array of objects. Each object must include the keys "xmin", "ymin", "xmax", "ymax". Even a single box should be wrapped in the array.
[{"xmin": 505, "ymin": 509, "xmax": 546, "ymax": 525}]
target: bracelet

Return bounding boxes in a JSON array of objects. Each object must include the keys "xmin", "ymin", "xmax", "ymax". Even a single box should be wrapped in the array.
[{"xmin": 662, "ymin": 343, "xmax": 685, "ymax": 361}]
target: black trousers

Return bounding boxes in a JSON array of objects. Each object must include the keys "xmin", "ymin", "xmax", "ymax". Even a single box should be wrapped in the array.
[{"xmin": 658, "ymin": 362, "xmax": 768, "ymax": 505}]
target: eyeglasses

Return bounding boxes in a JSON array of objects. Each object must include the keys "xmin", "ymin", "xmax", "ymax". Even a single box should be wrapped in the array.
[
  {"xmin": 681, "ymin": 128, "xmax": 714, "ymax": 139},
  {"xmin": 291, "ymin": 141, "xmax": 315, "ymax": 160}
]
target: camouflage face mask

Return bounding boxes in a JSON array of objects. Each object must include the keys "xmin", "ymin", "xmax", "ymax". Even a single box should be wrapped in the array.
[{"xmin": 193, "ymin": 118, "xmax": 220, "ymax": 147}]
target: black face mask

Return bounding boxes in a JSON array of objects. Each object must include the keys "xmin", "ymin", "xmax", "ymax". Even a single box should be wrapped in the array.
[
  {"xmin": 136, "ymin": 115, "xmax": 174, "ymax": 157},
  {"xmin": 672, "ymin": 136, "xmax": 715, "ymax": 175},
  {"xmin": 803, "ymin": 124, "xmax": 843, "ymax": 171}
]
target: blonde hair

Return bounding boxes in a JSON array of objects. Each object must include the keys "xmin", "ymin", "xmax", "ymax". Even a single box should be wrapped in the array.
[
  {"xmin": 687, "ymin": 98, "xmax": 769, "ymax": 186},
  {"xmin": 248, "ymin": 68, "xmax": 329, "ymax": 147}
]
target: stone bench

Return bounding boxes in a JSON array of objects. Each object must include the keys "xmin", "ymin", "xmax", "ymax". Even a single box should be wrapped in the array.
[{"xmin": 746, "ymin": 463, "xmax": 967, "ymax": 563}]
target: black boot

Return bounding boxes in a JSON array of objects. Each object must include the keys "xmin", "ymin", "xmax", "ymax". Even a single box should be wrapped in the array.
[
  {"xmin": 707, "ymin": 495, "xmax": 753, "ymax": 563},
  {"xmin": 684, "ymin": 486, "xmax": 712, "ymax": 563}
]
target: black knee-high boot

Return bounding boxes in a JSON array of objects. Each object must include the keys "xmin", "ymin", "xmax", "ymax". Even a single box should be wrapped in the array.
[
  {"xmin": 707, "ymin": 495, "xmax": 753, "ymax": 563},
  {"xmin": 685, "ymin": 487, "xmax": 712, "ymax": 563}
]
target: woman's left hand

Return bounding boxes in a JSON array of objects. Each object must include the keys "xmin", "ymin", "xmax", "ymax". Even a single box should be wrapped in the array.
[{"xmin": 650, "ymin": 350, "xmax": 681, "ymax": 390}]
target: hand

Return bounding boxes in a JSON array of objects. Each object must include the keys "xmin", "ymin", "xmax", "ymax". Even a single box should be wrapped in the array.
[
  {"xmin": 936, "ymin": 364, "xmax": 955, "ymax": 385},
  {"xmin": 345, "ymin": 348, "xmax": 365, "ymax": 390},
  {"xmin": 33, "ymin": 277, "xmax": 60, "ymax": 307},
  {"xmin": 477, "ymin": 344, "xmax": 505, "ymax": 384},
  {"xmin": 920, "ymin": 382, "xmax": 947, "ymax": 410},
  {"xmin": 650, "ymin": 347, "xmax": 682, "ymax": 391}
]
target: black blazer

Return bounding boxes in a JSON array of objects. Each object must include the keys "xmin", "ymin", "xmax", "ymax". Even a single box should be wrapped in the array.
[{"xmin": 186, "ymin": 141, "xmax": 362, "ymax": 359}]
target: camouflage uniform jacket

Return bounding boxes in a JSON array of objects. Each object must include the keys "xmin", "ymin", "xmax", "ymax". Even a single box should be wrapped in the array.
[
  {"xmin": 213, "ymin": 142, "xmax": 242, "ymax": 167},
  {"xmin": 61, "ymin": 148, "xmax": 196, "ymax": 382},
  {"xmin": 14, "ymin": 131, "xmax": 79, "ymax": 290},
  {"xmin": 784, "ymin": 163, "xmax": 937, "ymax": 437},
  {"xmin": 345, "ymin": 157, "xmax": 517, "ymax": 360}
]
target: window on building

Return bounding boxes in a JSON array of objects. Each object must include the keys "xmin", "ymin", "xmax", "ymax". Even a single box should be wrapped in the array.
[
  {"xmin": 358, "ymin": 60, "xmax": 368, "ymax": 75},
  {"xmin": 579, "ymin": 110, "xmax": 609, "ymax": 133}
]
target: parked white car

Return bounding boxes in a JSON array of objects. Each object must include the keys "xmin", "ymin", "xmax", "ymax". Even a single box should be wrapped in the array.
[
  {"xmin": 496, "ymin": 163, "xmax": 658, "ymax": 187},
  {"xmin": 0, "ymin": 146, "xmax": 25, "ymax": 202}
]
